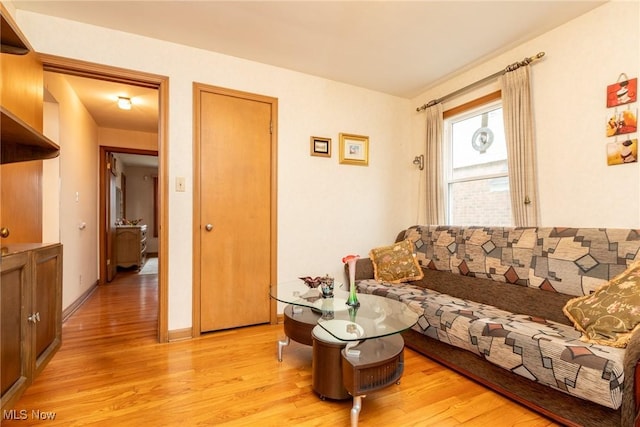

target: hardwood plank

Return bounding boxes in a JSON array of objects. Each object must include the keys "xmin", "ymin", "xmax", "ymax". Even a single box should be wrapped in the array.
[{"xmin": 3, "ymin": 270, "xmax": 558, "ymax": 426}]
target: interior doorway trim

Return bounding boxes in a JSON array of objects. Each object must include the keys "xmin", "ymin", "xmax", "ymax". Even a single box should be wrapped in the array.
[{"xmin": 39, "ymin": 54, "xmax": 170, "ymax": 343}]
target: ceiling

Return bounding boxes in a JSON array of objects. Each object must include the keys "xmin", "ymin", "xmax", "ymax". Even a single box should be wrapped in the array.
[
  {"xmin": 49, "ymin": 74, "xmax": 159, "ymax": 133},
  {"xmin": 19, "ymin": 1, "xmax": 605, "ymax": 166},
  {"xmin": 17, "ymin": 1, "xmax": 604, "ymax": 98}
]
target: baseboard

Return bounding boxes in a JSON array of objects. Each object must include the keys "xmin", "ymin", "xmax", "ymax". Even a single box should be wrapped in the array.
[
  {"xmin": 168, "ymin": 327, "xmax": 193, "ymax": 342},
  {"xmin": 62, "ymin": 280, "xmax": 99, "ymax": 322}
]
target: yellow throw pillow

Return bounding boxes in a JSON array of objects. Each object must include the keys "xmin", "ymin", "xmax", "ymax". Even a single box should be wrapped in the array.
[
  {"xmin": 369, "ymin": 239, "xmax": 424, "ymax": 284},
  {"xmin": 563, "ymin": 259, "xmax": 640, "ymax": 348}
]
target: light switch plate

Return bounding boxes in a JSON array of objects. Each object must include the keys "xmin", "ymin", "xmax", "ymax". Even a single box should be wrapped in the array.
[{"xmin": 176, "ymin": 177, "xmax": 186, "ymax": 192}]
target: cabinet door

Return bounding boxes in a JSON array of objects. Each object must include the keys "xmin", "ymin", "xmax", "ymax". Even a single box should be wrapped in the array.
[
  {"xmin": 32, "ymin": 244, "xmax": 62, "ymax": 377},
  {"xmin": 0, "ymin": 251, "xmax": 31, "ymax": 411},
  {"xmin": 1, "ymin": 161, "xmax": 43, "ymax": 244}
]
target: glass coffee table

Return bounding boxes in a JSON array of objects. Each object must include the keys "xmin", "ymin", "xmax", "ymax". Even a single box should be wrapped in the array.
[{"xmin": 270, "ymin": 280, "xmax": 419, "ymax": 426}]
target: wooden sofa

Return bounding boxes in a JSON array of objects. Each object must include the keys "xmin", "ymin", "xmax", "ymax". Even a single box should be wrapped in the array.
[{"xmin": 353, "ymin": 225, "xmax": 640, "ymax": 427}]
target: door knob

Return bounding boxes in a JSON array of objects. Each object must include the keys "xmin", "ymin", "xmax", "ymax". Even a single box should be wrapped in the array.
[
  {"xmin": 0, "ymin": 227, "xmax": 9, "ymax": 238},
  {"xmin": 205, "ymin": 224, "xmax": 213, "ymax": 231}
]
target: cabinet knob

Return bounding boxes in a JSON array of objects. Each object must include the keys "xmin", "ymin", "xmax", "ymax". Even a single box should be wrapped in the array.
[
  {"xmin": 205, "ymin": 224, "xmax": 213, "ymax": 232},
  {"xmin": 0, "ymin": 227, "xmax": 9, "ymax": 238},
  {"xmin": 28, "ymin": 312, "xmax": 40, "ymax": 323}
]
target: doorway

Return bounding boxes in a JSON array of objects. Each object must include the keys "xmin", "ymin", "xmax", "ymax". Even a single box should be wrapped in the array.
[
  {"xmin": 101, "ymin": 148, "xmax": 158, "ymax": 282},
  {"xmin": 193, "ymin": 84, "xmax": 278, "ymax": 334},
  {"xmin": 40, "ymin": 54, "xmax": 169, "ymax": 342}
]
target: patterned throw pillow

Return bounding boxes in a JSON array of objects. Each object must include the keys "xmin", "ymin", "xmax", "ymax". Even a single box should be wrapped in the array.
[
  {"xmin": 563, "ymin": 259, "xmax": 640, "ymax": 348},
  {"xmin": 369, "ymin": 239, "xmax": 424, "ymax": 284}
]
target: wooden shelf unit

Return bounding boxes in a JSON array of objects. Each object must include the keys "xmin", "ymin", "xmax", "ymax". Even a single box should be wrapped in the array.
[{"xmin": 0, "ymin": 4, "xmax": 60, "ymax": 165}]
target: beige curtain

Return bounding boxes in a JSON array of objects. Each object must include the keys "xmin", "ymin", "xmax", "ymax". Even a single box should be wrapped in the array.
[
  {"xmin": 425, "ymin": 103, "xmax": 445, "ymax": 224},
  {"xmin": 500, "ymin": 66, "xmax": 539, "ymax": 227}
]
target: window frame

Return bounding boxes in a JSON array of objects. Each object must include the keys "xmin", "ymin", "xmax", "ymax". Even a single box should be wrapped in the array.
[{"xmin": 443, "ymin": 91, "xmax": 511, "ymax": 226}]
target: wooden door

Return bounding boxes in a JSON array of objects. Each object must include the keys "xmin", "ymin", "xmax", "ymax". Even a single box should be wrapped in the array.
[
  {"xmin": 0, "ymin": 161, "xmax": 42, "ymax": 244},
  {"xmin": 195, "ymin": 85, "xmax": 276, "ymax": 333}
]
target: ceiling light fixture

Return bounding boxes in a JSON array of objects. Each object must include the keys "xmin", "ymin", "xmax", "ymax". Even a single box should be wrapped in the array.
[{"xmin": 117, "ymin": 96, "xmax": 132, "ymax": 110}]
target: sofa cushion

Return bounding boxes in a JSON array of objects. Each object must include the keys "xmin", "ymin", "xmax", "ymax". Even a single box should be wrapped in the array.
[
  {"xmin": 357, "ymin": 279, "xmax": 626, "ymax": 409},
  {"xmin": 369, "ymin": 239, "xmax": 424, "ymax": 283},
  {"xmin": 402, "ymin": 225, "xmax": 640, "ymax": 297},
  {"xmin": 563, "ymin": 259, "xmax": 640, "ymax": 348}
]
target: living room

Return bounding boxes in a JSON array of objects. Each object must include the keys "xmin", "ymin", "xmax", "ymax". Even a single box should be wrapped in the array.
[
  {"xmin": 5, "ymin": 0, "xmax": 636, "ymax": 335},
  {"xmin": 1, "ymin": 1, "xmax": 639, "ymax": 425}
]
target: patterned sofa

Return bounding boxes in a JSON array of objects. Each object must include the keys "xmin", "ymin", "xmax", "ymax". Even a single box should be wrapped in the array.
[{"xmin": 353, "ymin": 226, "xmax": 640, "ymax": 427}]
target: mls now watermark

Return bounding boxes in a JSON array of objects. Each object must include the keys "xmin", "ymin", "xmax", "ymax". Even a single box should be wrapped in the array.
[{"xmin": 3, "ymin": 409, "xmax": 57, "ymax": 421}]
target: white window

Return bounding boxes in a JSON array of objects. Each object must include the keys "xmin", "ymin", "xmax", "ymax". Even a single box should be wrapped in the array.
[{"xmin": 444, "ymin": 100, "xmax": 512, "ymax": 226}]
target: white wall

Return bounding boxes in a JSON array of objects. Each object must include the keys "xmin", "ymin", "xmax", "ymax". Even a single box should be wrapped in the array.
[
  {"xmin": 98, "ymin": 127, "xmax": 158, "ymax": 152},
  {"xmin": 14, "ymin": 8, "xmax": 414, "ymax": 331},
  {"xmin": 411, "ymin": 1, "xmax": 640, "ymax": 228},
  {"xmin": 42, "ymin": 98, "xmax": 60, "ymax": 244},
  {"xmin": 120, "ymin": 164, "xmax": 158, "ymax": 254},
  {"xmin": 43, "ymin": 72, "xmax": 100, "ymax": 310}
]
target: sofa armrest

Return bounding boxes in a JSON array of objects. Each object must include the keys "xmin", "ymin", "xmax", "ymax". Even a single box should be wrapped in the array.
[
  {"xmin": 343, "ymin": 258, "xmax": 375, "ymax": 283},
  {"xmin": 622, "ymin": 328, "xmax": 640, "ymax": 426},
  {"xmin": 354, "ymin": 258, "xmax": 374, "ymax": 281}
]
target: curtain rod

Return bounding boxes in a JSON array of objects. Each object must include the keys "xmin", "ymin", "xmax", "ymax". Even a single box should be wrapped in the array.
[{"xmin": 415, "ymin": 52, "xmax": 545, "ymax": 112}]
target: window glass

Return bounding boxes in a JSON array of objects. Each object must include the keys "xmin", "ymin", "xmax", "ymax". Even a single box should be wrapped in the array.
[{"xmin": 445, "ymin": 102, "xmax": 512, "ymax": 226}]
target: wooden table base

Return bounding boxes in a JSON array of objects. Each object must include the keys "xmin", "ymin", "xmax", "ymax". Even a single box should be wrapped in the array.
[{"xmin": 278, "ymin": 305, "xmax": 320, "ymax": 361}]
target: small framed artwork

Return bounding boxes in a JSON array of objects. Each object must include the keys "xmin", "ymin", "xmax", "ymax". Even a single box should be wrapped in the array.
[
  {"xmin": 310, "ymin": 136, "xmax": 331, "ymax": 157},
  {"xmin": 607, "ymin": 138, "xmax": 637, "ymax": 166},
  {"xmin": 606, "ymin": 108, "xmax": 638, "ymax": 137},
  {"xmin": 606, "ymin": 77, "xmax": 637, "ymax": 108},
  {"xmin": 339, "ymin": 133, "xmax": 369, "ymax": 166}
]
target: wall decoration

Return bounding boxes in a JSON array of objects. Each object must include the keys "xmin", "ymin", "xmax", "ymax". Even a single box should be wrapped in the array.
[
  {"xmin": 310, "ymin": 136, "xmax": 331, "ymax": 157},
  {"xmin": 607, "ymin": 138, "xmax": 637, "ymax": 166},
  {"xmin": 606, "ymin": 108, "xmax": 637, "ymax": 137},
  {"xmin": 606, "ymin": 77, "xmax": 637, "ymax": 108},
  {"xmin": 339, "ymin": 133, "xmax": 369, "ymax": 166}
]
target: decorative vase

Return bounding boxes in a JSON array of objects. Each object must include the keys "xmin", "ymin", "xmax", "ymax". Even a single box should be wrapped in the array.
[
  {"xmin": 342, "ymin": 254, "xmax": 360, "ymax": 307},
  {"xmin": 348, "ymin": 305, "xmax": 359, "ymax": 323}
]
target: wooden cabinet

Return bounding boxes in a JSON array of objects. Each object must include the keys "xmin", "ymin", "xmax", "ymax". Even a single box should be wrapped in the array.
[
  {"xmin": 0, "ymin": 7, "xmax": 63, "ymax": 413},
  {"xmin": 1, "ymin": 243, "xmax": 62, "ymax": 412},
  {"xmin": 116, "ymin": 225, "xmax": 147, "ymax": 269}
]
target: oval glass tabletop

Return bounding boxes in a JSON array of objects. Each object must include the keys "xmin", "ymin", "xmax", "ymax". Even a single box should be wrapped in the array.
[{"xmin": 271, "ymin": 280, "xmax": 419, "ymax": 341}]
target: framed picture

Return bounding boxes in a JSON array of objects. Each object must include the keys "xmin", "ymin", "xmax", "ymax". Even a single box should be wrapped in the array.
[
  {"xmin": 607, "ymin": 138, "xmax": 637, "ymax": 166},
  {"xmin": 606, "ymin": 108, "xmax": 638, "ymax": 137},
  {"xmin": 310, "ymin": 136, "xmax": 331, "ymax": 157},
  {"xmin": 606, "ymin": 77, "xmax": 637, "ymax": 108},
  {"xmin": 339, "ymin": 133, "xmax": 369, "ymax": 166}
]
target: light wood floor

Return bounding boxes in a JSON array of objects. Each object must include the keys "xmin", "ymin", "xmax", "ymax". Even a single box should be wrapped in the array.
[{"xmin": 5, "ymin": 269, "xmax": 558, "ymax": 426}]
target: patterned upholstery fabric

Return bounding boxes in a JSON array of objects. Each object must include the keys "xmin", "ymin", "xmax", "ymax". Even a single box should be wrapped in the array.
[
  {"xmin": 357, "ymin": 279, "xmax": 625, "ymax": 409},
  {"xmin": 403, "ymin": 226, "xmax": 640, "ymax": 296},
  {"xmin": 355, "ymin": 226, "xmax": 640, "ymax": 410}
]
